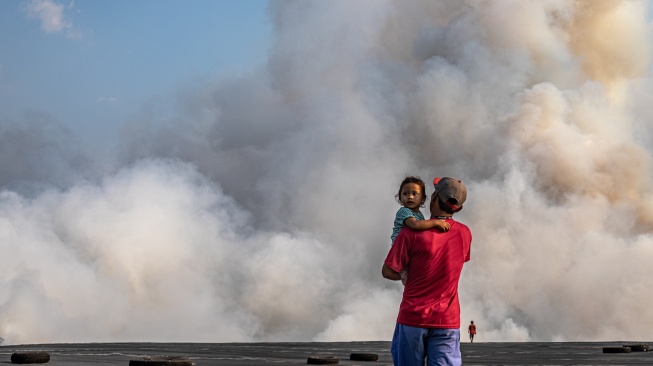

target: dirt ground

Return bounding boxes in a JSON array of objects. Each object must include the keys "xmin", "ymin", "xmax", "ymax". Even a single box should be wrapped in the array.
[{"xmin": 0, "ymin": 341, "xmax": 651, "ymax": 365}]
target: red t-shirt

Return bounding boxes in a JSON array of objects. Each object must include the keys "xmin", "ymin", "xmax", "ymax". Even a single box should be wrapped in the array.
[{"xmin": 384, "ymin": 219, "xmax": 471, "ymax": 328}]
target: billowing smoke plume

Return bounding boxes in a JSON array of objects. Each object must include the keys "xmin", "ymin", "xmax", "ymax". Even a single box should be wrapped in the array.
[{"xmin": 2, "ymin": 0, "xmax": 653, "ymax": 344}]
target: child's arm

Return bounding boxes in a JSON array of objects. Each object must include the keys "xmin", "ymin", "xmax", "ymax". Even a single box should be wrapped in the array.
[{"xmin": 404, "ymin": 217, "xmax": 450, "ymax": 232}]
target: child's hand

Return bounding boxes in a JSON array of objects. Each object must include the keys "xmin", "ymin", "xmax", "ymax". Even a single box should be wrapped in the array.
[{"xmin": 434, "ymin": 220, "xmax": 450, "ymax": 232}]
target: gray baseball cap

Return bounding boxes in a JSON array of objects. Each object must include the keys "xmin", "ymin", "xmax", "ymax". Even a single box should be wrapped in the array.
[{"xmin": 433, "ymin": 177, "xmax": 467, "ymax": 212}]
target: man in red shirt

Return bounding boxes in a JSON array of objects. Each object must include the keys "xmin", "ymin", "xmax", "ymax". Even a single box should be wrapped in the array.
[{"xmin": 382, "ymin": 177, "xmax": 471, "ymax": 366}]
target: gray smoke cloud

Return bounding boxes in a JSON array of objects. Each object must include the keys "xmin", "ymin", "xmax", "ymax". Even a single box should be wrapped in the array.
[{"xmin": 2, "ymin": 0, "xmax": 653, "ymax": 344}]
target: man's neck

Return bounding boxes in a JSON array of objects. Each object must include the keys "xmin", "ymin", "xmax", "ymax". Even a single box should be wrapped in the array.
[
  {"xmin": 430, "ymin": 196, "xmax": 453, "ymax": 219},
  {"xmin": 430, "ymin": 207, "xmax": 452, "ymax": 220}
]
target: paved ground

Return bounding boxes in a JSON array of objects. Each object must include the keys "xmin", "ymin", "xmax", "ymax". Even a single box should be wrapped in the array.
[{"xmin": 0, "ymin": 341, "xmax": 651, "ymax": 365}]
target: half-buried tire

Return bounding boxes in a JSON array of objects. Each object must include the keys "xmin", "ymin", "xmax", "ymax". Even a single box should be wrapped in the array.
[
  {"xmin": 623, "ymin": 344, "xmax": 649, "ymax": 352},
  {"xmin": 307, "ymin": 356, "xmax": 339, "ymax": 364},
  {"xmin": 128, "ymin": 356, "xmax": 193, "ymax": 366},
  {"xmin": 603, "ymin": 347, "xmax": 631, "ymax": 353},
  {"xmin": 350, "ymin": 353, "xmax": 379, "ymax": 361},
  {"xmin": 10, "ymin": 352, "xmax": 50, "ymax": 364}
]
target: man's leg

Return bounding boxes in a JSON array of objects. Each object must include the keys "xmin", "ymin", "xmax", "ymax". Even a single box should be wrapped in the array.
[
  {"xmin": 425, "ymin": 328, "xmax": 461, "ymax": 366},
  {"xmin": 391, "ymin": 323, "xmax": 427, "ymax": 366}
]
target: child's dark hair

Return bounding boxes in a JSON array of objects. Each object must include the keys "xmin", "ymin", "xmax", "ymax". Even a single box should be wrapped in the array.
[{"xmin": 395, "ymin": 176, "xmax": 428, "ymax": 207}]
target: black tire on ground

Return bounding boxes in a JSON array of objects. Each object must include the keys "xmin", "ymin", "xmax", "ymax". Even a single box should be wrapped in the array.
[
  {"xmin": 128, "ymin": 356, "xmax": 193, "ymax": 366},
  {"xmin": 603, "ymin": 347, "xmax": 631, "ymax": 353},
  {"xmin": 623, "ymin": 344, "xmax": 649, "ymax": 352},
  {"xmin": 307, "ymin": 356, "xmax": 339, "ymax": 364},
  {"xmin": 10, "ymin": 352, "xmax": 50, "ymax": 364},
  {"xmin": 350, "ymin": 353, "xmax": 379, "ymax": 361}
]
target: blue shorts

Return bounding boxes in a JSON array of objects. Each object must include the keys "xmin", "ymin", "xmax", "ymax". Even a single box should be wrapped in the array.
[{"xmin": 391, "ymin": 323, "xmax": 461, "ymax": 366}]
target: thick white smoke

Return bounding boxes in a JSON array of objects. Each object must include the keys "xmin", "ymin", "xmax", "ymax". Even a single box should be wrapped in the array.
[{"xmin": 2, "ymin": 0, "xmax": 653, "ymax": 344}]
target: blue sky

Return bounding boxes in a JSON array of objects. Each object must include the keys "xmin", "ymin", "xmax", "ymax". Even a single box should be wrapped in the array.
[{"xmin": 0, "ymin": 0, "xmax": 271, "ymax": 150}]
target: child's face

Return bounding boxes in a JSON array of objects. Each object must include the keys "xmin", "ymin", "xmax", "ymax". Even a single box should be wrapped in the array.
[{"xmin": 400, "ymin": 182, "xmax": 423, "ymax": 211}]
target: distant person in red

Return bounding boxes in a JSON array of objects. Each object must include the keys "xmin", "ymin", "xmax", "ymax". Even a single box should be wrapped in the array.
[
  {"xmin": 383, "ymin": 177, "xmax": 471, "ymax": 366},
  {"xmin": 468, "ymin": 321, "xmax": 476, "ymax": 343}
]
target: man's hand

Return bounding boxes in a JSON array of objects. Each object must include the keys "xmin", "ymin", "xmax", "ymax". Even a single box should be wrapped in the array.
[{"xmin": 382, "ymin": 263, "xmax": 402, "ymax": 281}]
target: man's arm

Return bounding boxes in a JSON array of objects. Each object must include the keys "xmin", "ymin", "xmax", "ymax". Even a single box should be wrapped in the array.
[{"xmin": 382, "ymin": 263, "xmax": 402, "ymax": 281}]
